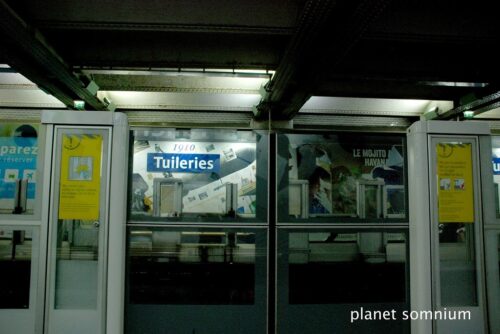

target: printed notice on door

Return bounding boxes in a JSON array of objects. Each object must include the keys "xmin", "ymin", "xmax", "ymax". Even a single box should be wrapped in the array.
[
  {"xmin": 436, "ymin": 142, "xmax": 474, "ymax": 223},
  {"xmin": 59, "ymin": 134, "xmax": 102, "ymax": 220}
]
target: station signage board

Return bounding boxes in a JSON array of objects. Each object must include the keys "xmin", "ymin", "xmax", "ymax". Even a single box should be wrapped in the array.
[
  {"xmin": 146, "ymin": 153, "xmax": 220, "ymax": 173},
  {"xmin": 492, "ymin": 157, "xmax": 500, "ymax": 175}
]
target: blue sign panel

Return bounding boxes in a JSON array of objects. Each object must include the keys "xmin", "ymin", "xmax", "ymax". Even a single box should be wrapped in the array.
[
  {"xmin": 493, "ymin": 157, "xmax": 500, "ymax": 175},
  {"xmin": 0, "ymin": 137, "xmax": 37, "ymax": 199},
  {"xmin": 147, "ymin": 153, "xmax": 220, "ymax": 173}
]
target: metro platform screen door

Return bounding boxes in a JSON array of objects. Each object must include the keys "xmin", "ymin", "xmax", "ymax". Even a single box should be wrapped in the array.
[{"xmin": 46, "ymin": 127, "xmax": 110, "ymax": 334}]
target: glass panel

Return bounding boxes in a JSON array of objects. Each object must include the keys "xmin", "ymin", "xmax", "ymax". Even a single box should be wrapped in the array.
[
  {"xmin": 287, "ymin": 231, "xmax": 407, "ymax": 304},
  {"xmin": 486, "ymin": 232, "xmax": 500, "ymax": 334},
  {"xmin": 54, "ymin": 220, "xmax": 99, "ymax": 309},
  {"xmin": 491, "ymin": 136, "xmax": 500, "ymax": 217},
  {"xmin": 129, "ymin": 128, "xmax": 267, "ymax": 222},
  {"xmin": 435, "ymin": 141, "xmax": 478, "ymax": 306},
  {"xmin": 439, "ymin": 223, "xmax": 477, "ymax": 306},
  {"xmin": 0, "ymin": 228, "xmax": 32, "ymax": 308},
  {"xmin": 277, "ymin": 133, "xmax": 406, "ymax": 222},
  {"xmin": 0, "ymin": 123, "xmax": 38, "ymax": 215},
  {"xmin": 278, "ymin": 229, "xmax": 409, "ymax": 334},
  {"xmin": 53, "ymin": 131, "xmax": 105, "ymax": 309},
  {"xmin": 127, "ymin": 228, "xmax": 259, "ymax": 305},
  {"xmin": 125, "ymin": 227, "xmax": 267, "ymax": 334}
]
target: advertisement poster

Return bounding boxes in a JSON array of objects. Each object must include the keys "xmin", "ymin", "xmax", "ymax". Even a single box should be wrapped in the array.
[
  {"xmin": 0, "ymin": 124, "xmax": 38, "ymax": 211},
  {"xmin": 131, "ymin": 137, "xmax": 257, "ymax": 216},
  {"xmin": 59, "ymin": 134, "xmax": 102, "ymax": 220},
  {"xmin": 284, "ymin": 134, "xmax": 405, "ymax": 218},
  {"xmin": 436, "ymin": 142, "xmax": 474, "ymax": 223}
]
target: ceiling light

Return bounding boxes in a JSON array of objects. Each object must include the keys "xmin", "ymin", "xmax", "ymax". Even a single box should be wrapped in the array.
[
  {"xmin": 82, "ymin": 68, "xmax": 273, "ymax": 79},
  {"xmin": 419, "ymin": 81, "xmax": 489, "ymax": 88}
]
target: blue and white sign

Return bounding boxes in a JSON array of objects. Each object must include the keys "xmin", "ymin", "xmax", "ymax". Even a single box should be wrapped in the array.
[
  {"xmin": 0, "ymin": 137, "xmax": 37, "ymax": 199},
  {"xmin": 493, "ymin": 157, "xmax": 500, "ymax": 175},
  {"xmin": 147, "ymin": 153, "xmax": 220, "ymax": 173}
]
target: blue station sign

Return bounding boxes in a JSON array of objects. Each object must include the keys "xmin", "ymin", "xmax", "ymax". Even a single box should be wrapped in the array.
[
  {"xmin": 493, "ymin": 157, "xmax": 500, "ymax": 175},
  {"xmin": 147, "ymin": 153, "xmax": 220, "ymax": 173}
]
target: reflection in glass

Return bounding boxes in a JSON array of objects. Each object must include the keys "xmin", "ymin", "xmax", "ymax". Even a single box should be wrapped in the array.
[
  {"xmin": 287, "ymin": 232, "xmax": 407, "ymax": 304},
  {"xmin": 54, "ymin": 219, "xmax": 99, "ymax": 309},
  {"xmin": 0, "ymin": 229, "xmax": 32, "ymax": 308},
  {"xmin": 384, "ymin": 185, "xmax": 406, "ymax": 218},
  {"xmin": 278, "ymin": 133, "xmax": 406, "ymax": 222},
  {"xmin": 128, "ymin": 228, "xmax": 257, "ymax": 305},
  {"xmin": 130, "ymin": 129, "xmax": 260, "ymax": 221},
  {"xmin": 491, "ymin": 136, "xmax": 500, "ymax": 217},
  {"xmin": 439, "ymin": 223, "xmax": 477, "ymax": 306},
  {"xmin": 496, "ymin": 183, "xmax": 500, "ymax": 218},
  {"xmin": 356, "ymin": 180, "xmax": 383, "ymax": 219}
]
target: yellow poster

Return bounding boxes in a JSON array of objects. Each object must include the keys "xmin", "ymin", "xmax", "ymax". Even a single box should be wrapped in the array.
[
  {"xmin": 59, "ymin": 134, "xmax": 102, "ymax": 220},
  {"xmin": 436, "ymin": 142, "xmax": 474, "ymax": 223}
]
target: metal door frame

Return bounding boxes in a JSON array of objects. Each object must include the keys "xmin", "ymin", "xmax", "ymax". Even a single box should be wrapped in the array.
[
  {"xmin": 40, "ymin": 110, "xmax": 129, "ymax": 334},
  {"xmin": 428, "ymin": 135, "xmax": 487, "ymax": 333},
  {"xmin": 407, "ymin": 120, "xmax": 492, "ymax": 334}
]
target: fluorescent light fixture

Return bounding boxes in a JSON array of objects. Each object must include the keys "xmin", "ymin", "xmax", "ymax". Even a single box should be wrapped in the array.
[
  {"xmin": 82, "ymin": 68, "xmax": 273, "ymax": 79},
  {"xmin": 0, "ymin": 64, "xmax": 17, "ymax": 74},
  {"xmin": 97, "ymin": 91, "xmax": 261, "ymax": 110},
  {"xmin": 419, "ymin": 81, "xmax": 489, "ymax": 88},
  {"xmin": 300, "ymin": 97, "xmax": 453, "ymax": 116}
]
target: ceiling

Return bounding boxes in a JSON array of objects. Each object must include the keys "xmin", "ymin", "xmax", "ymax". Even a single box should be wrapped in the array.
[{"xmin": 1, "ymin": 0, "xmax": 500, "ymax": 122}]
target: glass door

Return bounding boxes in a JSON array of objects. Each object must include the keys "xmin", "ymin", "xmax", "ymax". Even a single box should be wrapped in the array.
[
  {"xmin": 275, "ymin": 132, "xmax": 410, "ymax": 334},
  {"xmin": 484, "ymin": 230, "xmax": 500, "ymax": 333},
  {"xmin": 0, "ymin": 226, "xmax": 39, "ymax": 333},
  {"xmin": 124, "ymin": 128, "xmax": 269, "ymax": 334},
  {"xmin": 487, "ymin": 135, "xmax": 500, "ymax": 333},
  {"xmin": 45, "ymin": 127, "xmax": 111, "ymax": 334},
  {"xmin": 430, "ymin": 137, "xmax": 487, "ymax": 334},
  {"xmin": 0, "ymin": 121, "xmax": 43, "ymax": 334}
]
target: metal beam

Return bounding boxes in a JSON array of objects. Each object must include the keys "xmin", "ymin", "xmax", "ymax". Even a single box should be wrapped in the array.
[
  {"xmin": 35, "ymin": 21, "xmax": 293, "ymax": 36},
  {"xmin": 437, "ymin": 91, "xmax": 500, "ymax": 120},
  {"xmin": 0, "ymin": 0, "xmax": 107, "ymax": 110},
  {"xmin": 255, "ymin": 0, "xmax": 391, "ymax": 120},
  {"xmin": 254, "ymin": 0, "xmax": 336, "ymax": 119}
]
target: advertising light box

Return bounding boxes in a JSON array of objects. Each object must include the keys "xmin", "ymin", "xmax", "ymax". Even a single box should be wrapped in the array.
[
  {"xmin": 279, "ymin": 132, "xmax": 406, "ymax": 221},
  {"xmin": 130, "ymin": 129, "xmax": 258, "ymax": 219},
  {"xmin": 0, "ymin": 123, "xmax": 38, "ymax": 214}
]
